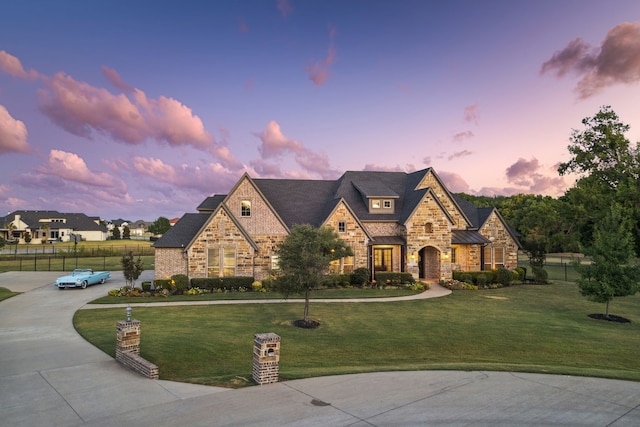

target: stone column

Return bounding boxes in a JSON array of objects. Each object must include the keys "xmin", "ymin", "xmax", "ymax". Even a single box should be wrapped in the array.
[
  {"xmin": 116, "ymin": 319, "xmax": 140, "ymax": 360},
  {"xmin": 252, "ymin": 333, "xmax": 280, "ymax": 385}
]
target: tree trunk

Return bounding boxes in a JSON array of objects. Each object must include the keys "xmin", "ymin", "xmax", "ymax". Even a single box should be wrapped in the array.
[{"xmin": 304, "ymin": 288, "xmax": 310, "ymax": 322}]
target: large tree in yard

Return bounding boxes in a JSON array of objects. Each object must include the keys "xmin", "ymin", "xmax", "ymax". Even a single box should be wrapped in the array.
[
  {"xmin": 574, "ymin": 203, "xmax": 640, "ymax": 319},
  {"xmin": 558, "ymin": 106, "xmax": 640, "ymax": 253},
  {"xmin": 275, "ymin": 224, "xmax": 353, "ymax": 328}
]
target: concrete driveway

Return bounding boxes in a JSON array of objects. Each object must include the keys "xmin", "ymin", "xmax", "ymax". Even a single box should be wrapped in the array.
[{"xmin": 1, "ymin": 271, "xmax": 639, "ymax": 426}]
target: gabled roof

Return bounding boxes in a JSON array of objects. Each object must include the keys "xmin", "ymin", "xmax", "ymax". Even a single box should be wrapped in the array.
[
  {"xmin": 153, "ymin": 213, "xmax": 210, "ymax": 248},
  {"xmin": 1, "ymin": 210, "xmax": 106, "ymax": 232},
  {"xmin": 253, "ymin": 178, "xmax": 338, "ymax": 228},
  {"xmin": 197, "ymin": 195, "xmax": 226, "ymax": 212}
]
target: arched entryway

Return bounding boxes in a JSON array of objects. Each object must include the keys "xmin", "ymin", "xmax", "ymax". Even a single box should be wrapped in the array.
[{"xmin": 418, "ymin": 246, "xmax": 441, "ymax": 280}]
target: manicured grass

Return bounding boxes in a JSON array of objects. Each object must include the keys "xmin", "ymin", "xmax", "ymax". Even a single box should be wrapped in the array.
[
  {"xmin": 74, "ymin": 281, "xmax": 640, "ymax": 388},
  {"xmin": 0, "ymin": 287, "xmax": 20, "ymax": 302},
  {"xmin": 0, "ymin": 255, "xmax": 155, "ymax": 273},
  {"xmin": 88, "ymin": 287, "xmax": 420, "ymax": 304}
]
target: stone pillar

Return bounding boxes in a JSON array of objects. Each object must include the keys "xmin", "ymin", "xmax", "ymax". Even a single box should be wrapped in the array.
[
  {"xmin": 252, "ymin": 333, "xmax": 280, "ymax": 385},
  {"xmin": 116, "ymin": 319, "xmax": 140, "ymax": 359}
]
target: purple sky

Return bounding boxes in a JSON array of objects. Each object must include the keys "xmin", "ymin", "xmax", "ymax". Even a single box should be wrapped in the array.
[{"xmin": 1, "ymin": 0, "xmax": 639, "ymax": 221}]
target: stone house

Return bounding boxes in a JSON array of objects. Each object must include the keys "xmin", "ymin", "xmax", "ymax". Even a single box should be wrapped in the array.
[{"xmin": 153, "ymin": 168, "xmax": 521, "ymax": 281}]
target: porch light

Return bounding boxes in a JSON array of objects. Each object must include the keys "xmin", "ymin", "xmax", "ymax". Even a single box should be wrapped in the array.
[{"xmin": 126, "ymin": 305, "xmax": 132, "ymax": 322}]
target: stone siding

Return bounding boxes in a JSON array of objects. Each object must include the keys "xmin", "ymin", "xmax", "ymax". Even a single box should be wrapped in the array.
[
  {"xmin": 226, "ymin": 178, "xmax": 289, "ymax": 235},
  {"xmin": 323, "ymin": 202, "xmax": 370, "ymax": 269},
  {"xmin": 154, "ymin": 248, "xmax": 187, "ymax": 280},
  {"xmin": 416, "ymin": 171, "xmax": 470, "ymax": 229},
  {"xmin": 480, "ymin": 211, "xmax": 519, "ymax": 269}
]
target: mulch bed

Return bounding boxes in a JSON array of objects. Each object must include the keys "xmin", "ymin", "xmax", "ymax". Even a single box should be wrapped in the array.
[
  {"xmin": 292, "ymin": 319, "xmax": 321, "ymax": 329},
  {"xmin": 587, "ymin": 314, "xmax": 631, "ymax": 323}
]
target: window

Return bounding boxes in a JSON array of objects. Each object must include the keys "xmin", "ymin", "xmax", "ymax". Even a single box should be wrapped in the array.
[
  {"xmin": 483, "ymin": 246, "xmax": 505, "ymax": 270},
  {"xmin": 338, "ymin": 221, "xmax": 346, "ymax": 233},
  {"xmin": 371, "ymin": 199, "xmax": 381, "ymax": 209},
  {"xmin": 329, "ymin": 255, "xmax": 354, "ymax": 274},
  {"xmin": 425, "ymin": 222, "xmax": 433, "ymax": 233},
  {"xmin": 451, "ymin": 247, "xmax": 457, "ymax": 264},
  {"xmin": 271, "ymin": 255, "xmax": 279, "ymax": 270},
  {"xmin": 208, "ymin": 247, "xmax": 236, "ymax": 277},
  {"xmin": 241, "ymin": 200, "xmax": 251, "ymax": 217},
  {"xmin": 374, "ymin": 248, "xmax": 393, "ymax": 272},
  {"xmin": 383, "ymin": 200, "xmax": 392, "ymax": 208}
]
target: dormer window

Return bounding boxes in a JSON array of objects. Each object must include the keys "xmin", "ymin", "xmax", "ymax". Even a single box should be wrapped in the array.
[
  {"xmin": 383, "ymin": 200, "xmax": 392, "ymax": 208},
  {"xmin": 372, "ymin": 200, "xmax": 381, "ymax": 209},
  {"xmin": 241, "ymin": 200, "xmax": 251, "ymax": 217}
]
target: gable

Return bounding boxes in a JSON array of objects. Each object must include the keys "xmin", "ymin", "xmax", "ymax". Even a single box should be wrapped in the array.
[
  {"xmin": 226, "ymin": 175, "xmax": 289, "ymax": 235},
  {"xmin": 414, "ymin": 169, "xmax": 471, "ymax": 229}
]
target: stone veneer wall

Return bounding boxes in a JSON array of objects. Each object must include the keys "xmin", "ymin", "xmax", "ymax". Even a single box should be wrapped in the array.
[
  {"xmin": 252, "ymin": 333, "xmax": 280, "ymax": 385},
  {"xmin": 416, "ymin": 172, "xmax": 470, "ymax": 229},
  {"xmin": 405, "ymin": 193, "xmax": 452, "ymax": 280},
  {"xmin": 323, "ymin": 202, "xmax": 370, "ymax": 269},
  {"xmin": 154, "ymin": 248, "xmax": 187, "ymax": 280},
  {"xmin": 480, "ymin": 211, "xmax": 519, "ymax": 269},
  {"xmin": 115, "ymin": 320, "xmax": 159, "ymax": 379}
]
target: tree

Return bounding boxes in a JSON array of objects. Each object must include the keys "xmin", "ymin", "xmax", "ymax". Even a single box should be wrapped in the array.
[
  {"xmin": 112, "ymin": 226, "xmax": 121, "ymax": 240},
  {"xmin": 0, "ymin": 236, "xmax": 5, "ymax": 249},
  {"xmin": 121, "ymin": 251, "xmax": 144, "ymax": 290},
  {"xmin": 122, "ymin": 225, "xmax": 131, "ymax": 240},
  {"xmin": 275, "ymin": 224, "xmax": 353, "ymax": 327},
  {"xmin": 40, "ymin": 223, "xmax": 50, "ymax": 243},
  {"xmin": 559, "ymin": 106, "xmax": 640, "ymax": 252},
  {"xmin": 574, "ymin": 203, "xmax": 640, "ymax": 318},
  {"xmin": 148, "ymin": 217, "xmax": 171, "ymax": 235}
]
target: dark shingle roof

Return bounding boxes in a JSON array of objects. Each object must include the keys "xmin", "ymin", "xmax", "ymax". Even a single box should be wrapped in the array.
[
  {"xmin": 451, "ymin": 230, "xmax": 491, "ymax": 244},
  {"xmin": 153, "ymin": 213, "xmax": 210, "ymax": 248},
  {"xmin": 253, "ymin": 179, "xmax": 339, "ymax": 228},
  {"xmin": 197, "ymin": 195, "xmax": 226, "ymax": 212},
  {"xmin": 2, "ymin": 210, "xmax": 106, "ymax": 232}
]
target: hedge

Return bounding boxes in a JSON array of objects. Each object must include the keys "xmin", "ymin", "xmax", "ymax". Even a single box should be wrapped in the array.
[
  {"xmin": 190, "ymin": 276, "xmax": 255, "ymax": 291},
  {"xmin": 374, "ymin": 271, "xmax": 415, "ymax": 285}
]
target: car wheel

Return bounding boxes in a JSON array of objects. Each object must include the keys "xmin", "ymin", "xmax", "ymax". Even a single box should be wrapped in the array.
[
  {"xmin": 100, "ymin": 278, "xmax": 105, "ymax": 284},
  {"xmin": 81, "ymin": 281, "xmax": 88, "ymax": 289},
  {"xmin": 59, "ymin": 286, "xmax": 65, "ymax": 290}
]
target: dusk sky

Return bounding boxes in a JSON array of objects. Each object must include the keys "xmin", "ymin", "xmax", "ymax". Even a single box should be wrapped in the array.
[{"xmin": 1, "ymin": 1, "xmax": 640, "ymax": 222}]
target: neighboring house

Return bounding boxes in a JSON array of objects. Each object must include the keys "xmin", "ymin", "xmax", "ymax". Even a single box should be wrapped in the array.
[
  {"xmin": 130, "ymin": 220, "xmax": 149, "ymax": 236},
  {"xmin": 0, "ymin": 211, "xmax": 108, "ymax": 243},
  {"xmin": 153, "ymin": 168, "xmax": 521, "ymax": 281}
]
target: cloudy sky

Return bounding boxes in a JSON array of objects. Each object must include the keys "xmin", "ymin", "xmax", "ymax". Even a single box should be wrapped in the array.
[{"xmin": 1, "ymin": 0, "xmax": 639, "ymax": 221}]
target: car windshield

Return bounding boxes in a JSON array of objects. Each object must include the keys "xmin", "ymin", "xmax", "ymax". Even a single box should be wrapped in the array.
[{"xmin": 72, "ymin": 269, "xmax": 93, "ymax": 275}]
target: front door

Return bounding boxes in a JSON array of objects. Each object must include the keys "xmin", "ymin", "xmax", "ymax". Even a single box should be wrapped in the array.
[{"xmin": 373, "ymin": 248, "xmax": 393, "ymax": 272}]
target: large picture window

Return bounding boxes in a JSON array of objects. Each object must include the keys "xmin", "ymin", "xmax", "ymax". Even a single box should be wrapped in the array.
[
  {"xmin": 329, "ymin": 255, "xmax": 354, "ymax": 274},
  {"xmin": 208, "ymin": 247, "xmax": 236, "ymax": 277}
]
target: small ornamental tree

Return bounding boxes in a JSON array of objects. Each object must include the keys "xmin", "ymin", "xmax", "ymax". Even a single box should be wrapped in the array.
[
  {"xmin": 112, "ymin": 226, "xmax": 121, "ymax": 240},
  {"xmin": 122, "ymin": 225, "xmax": 131, "ymax": 240},
  {"xmin": 121, "ymin": 251, "xmax": 144, "ymax": 290},
  {"xmin": 275, "ymin": 224, "xmax": 353, "ymax": 327},
  {"xmin": 574, "ymin": 203, "xmax": 640, "ymax": 318}
]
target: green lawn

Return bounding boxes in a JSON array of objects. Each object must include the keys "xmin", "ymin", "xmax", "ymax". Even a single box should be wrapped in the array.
[
  {"xmin": 74, "ymin": 281, "xmax": 640, "ymax": 388},
  {"xmin": 0, "ymin": 287, "xmax": 20, "ymax": 302}
]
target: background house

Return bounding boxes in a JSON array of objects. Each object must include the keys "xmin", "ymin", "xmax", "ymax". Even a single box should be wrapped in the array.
[
  {"xmin": 1, "ymin": 211, "xmax": 108, "ymax": 243},
  {"xmin": 153, "ymin": 168, "xmax": 521, "ymax": 281}
]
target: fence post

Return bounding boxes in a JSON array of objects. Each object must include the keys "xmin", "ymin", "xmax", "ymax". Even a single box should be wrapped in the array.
[
  {"xmin": 49, "ymin": 257, "xmax": 51, "ymax": 271},
  {"xmin": 62, "ymin": 256, "xmax": 66, "ymax": 271},
  {"xmin": 34, "ymin": 255, "xmax": 37, "ymax": 271},
  {"xmin": 19, "ymin": 258, "xmax": 23, "ymax": 271}
]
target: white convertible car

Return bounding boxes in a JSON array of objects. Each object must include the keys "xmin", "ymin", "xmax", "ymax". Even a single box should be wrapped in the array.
[{"xmin": 55, "ymin": 269, "xmax": 111, "ymax": 289}]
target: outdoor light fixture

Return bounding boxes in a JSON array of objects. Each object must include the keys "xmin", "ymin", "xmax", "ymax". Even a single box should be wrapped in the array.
[{"xmin": 126, "ymin": 305, "xmax": 132, "ymax": 322}]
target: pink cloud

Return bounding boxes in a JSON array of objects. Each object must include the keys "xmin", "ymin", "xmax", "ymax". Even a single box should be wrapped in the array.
[
  {"xmin": 362, "ymin": 164, "xmax": 406, "ymax": 172},
  {"xmin": 0, "ymin": 50, "xmax": 40, "ymax": 80},
  {"xmin": 131, "ymin": 156, "xmax": 240, "ymax": 194},
  {"xmin": 306, "ymin": 25, "xmax": 337, "ymax": 86},
  {"xmin": 277, "ymin": 0, "xmax": 293, "ymax": 18},
  {"xmin": 252, "ymin": 120, "xmax": 338, "ymax": 179},
  {"xmin": 437, "ymin": 171, "xmax": 471, "ymax": 193},
  {"xmin": 0, "ymin": 105, "xmax": 31, "ymax": 154},
  {"xmin": 37, "ymin": 149, "xmax": 122, "ymax": 189},
  {"xmin": 505, "ymin": 157, "xmax": 567, "ymax": 195},
  {"xmin": 102, "ymin": 66, "xmax": 134, "ymax": 92},
  {"xmin": 463, "ymin": 103, "xmax": 479, "ymax": 125},
  {"xmin": 452, "ymin": 131, "xmax": 474, "ymax": 143},
  {"xmin": 541, "ymin": 22, "xmax": 640, "ymax": 98},
  {"xmin": 37, "ymin": 71, "xmax": 213, "ymax": 149},
  {"xmin": 448, "ymin": 150, "xmax": 473, "ymax": 160}
]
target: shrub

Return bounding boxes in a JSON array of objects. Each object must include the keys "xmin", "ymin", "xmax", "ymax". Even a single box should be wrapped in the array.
[
  {"xmin": 154, "ymin": 279, "xmax": 172, "ymax": 291},
  {"xmin": 495, "ymin": 268, "xmax": 513, "ymax": 286},
  {"xmin": 532, "ymin": 266, "xmax": 548, "ymax": 284},
  {"xmin": 252, "ymin": 281, "xmax": 262, "ymax": 292},
  {"xmin": 514, "ymin": 267, "xmax": 525, "ymax": 282},
  {"xmin": 459, "ymin": 273, "xmax": 472, "ymax": 284},
  {"xmin": 171, "ymin": 274, "xmax": 189, "ymax": 294},
  {"xmin": 351, "ymin": 268, "xmax": 371, "ymax": 287},
  {"xmin": 476, "ymin": 274, "xmax": 488, "ymax": 288},
  {"xmin": 374, "ymin": 272, "xmax": 415, "ymax": 286},
  {"xmin": 141, "ymin": 281, "xmax": 152, "ymax": 292},
  {"xmin": 190, "ymin": 276, "xmax": 255, "ymax": 291}
]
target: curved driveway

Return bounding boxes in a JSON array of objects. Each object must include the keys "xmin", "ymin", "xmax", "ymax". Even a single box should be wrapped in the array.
[{"xmin": 1, "ymin": 271, "xmax": 639, "ymax": 426}]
